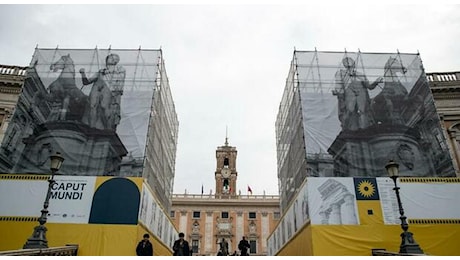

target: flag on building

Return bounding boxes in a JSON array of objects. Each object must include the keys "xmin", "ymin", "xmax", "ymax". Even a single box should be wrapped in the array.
[
  {"xmin": 201, "ymin": 184, "xmax": 204, "ymax": 195},
  {"xmin": 248, "ymin": 185, "xmax": 253, "ymax": 195}
]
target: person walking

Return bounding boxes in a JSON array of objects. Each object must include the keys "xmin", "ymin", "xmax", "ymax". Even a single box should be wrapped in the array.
[
  {"xmin": 173, "ymin": 232, "xmax": 190, "ymax": 256},
  {"xmin": 136, "ymin": 233, "xmax": 153, "ymax": 256}
]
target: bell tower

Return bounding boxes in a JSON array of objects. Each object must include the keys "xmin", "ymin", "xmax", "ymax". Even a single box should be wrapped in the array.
[{"xmin": 215, "ymin": 136, "xmax": 237, "ymax": 196}]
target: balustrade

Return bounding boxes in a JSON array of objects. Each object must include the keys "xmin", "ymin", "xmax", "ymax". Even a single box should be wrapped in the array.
[{"xmin": 0, "ymin": 245, "xmax": 78, "ymax": 256}]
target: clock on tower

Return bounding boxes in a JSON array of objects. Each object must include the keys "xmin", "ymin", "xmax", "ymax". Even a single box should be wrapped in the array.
[
  {"xmin": 215, "ymin": 136, "xmax": 238, "ymax": 196},
  {"xmin": 221, "ymin": 168, "xmax": 231, "ymax": 178}
]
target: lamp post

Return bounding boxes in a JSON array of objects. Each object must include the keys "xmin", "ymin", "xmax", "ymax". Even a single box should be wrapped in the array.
[
  {"xmin": 385, "ymin": 160, "xmax": 424, "ymax": 254},
  {"xmin": 23, "ymin": 152, "xmax": 64, "ymax": 249}
]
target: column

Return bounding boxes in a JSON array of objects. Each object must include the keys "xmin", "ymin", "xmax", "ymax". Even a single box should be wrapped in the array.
[
  {"xmin": 179, "ymin": 210, "xmax": 188, "ymax": 236},
  {"xmin": 341, "ymin": 193, "xmax": 358, "ymax": 224},
  {"xmin": 261, "ymin": 212, "xmax": 269, "ymax": 254},
  {"xmin": 236, "ymin": 211, "xmax": 243, "ymax": 242},
  {"xmin": 319, "ymin": 211, "xmax": 329, "ymax": 224},
  {"xmin": 205, "ymin": 211, "xmax": 214, "ymax": 254},
  {"xmin": 329, "ymin": 203, "xmax": 342, "ymax": 224}
]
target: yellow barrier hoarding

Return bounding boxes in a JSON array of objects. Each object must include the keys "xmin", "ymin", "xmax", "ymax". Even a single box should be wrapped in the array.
[
  {"xmin": 0, "ymin": 175, "xmax": 175, "ymax": 255},
  {"xmin": 268, "ymin": 177, "xmax": 460, "ymax": 255}
]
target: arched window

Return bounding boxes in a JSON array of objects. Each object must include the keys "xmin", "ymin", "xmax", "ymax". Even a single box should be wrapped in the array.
[{"xmin": 223, "ymin": 179, "xmax": 229, "ymax": 192}]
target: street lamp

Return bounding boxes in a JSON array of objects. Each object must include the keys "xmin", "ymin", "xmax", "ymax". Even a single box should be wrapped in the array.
[
  {"xmin": 385, "ymin": 160, "xmax": 424, "ymax": 254},
  {"xmin": 23, "ymin": 152, "xmax": 64, "ymax": 249}
]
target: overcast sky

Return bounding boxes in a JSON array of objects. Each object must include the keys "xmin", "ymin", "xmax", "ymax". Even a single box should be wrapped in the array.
[{"xmin": 1, "ymin": 4, "xmax": 460, "ymax": 196}]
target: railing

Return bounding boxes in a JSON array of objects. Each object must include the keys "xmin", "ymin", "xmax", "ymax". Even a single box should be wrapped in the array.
[
  {"xmin": 0, "ymin": 245, "xmax": 78, "ymax": 256},
  {"xmin": 0, "ymin": 64, "xmax": 27, "ymax": 76},
  {"xmin": 172, "ymin": 193, "xmax": 280, "ymax": 200},
  {"xmin": 426, "ymin": 72, "xmax": 460, "ymax": 82},
  {"xmin": 371, "ymin": 248, "xmax": 426, "ymax": 256}
]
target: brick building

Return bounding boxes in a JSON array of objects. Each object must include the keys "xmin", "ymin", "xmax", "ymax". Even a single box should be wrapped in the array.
[{"xmin": 171, "ymin": 139, "xmax": 280, "ymax": 256}]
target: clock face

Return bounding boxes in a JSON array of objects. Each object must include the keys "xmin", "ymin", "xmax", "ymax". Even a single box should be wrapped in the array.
[{"xmin": 221, "ymin": 168, "xmax": 231, "ymax": 178}]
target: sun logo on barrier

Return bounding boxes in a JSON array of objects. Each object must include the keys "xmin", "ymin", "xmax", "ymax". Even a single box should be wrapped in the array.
[{"xmin": 357, "ymin": 180, "xmax": 375, "ymax": 198}]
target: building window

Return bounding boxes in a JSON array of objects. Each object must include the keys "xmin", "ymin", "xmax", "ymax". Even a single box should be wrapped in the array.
[
  {"xmin": 224, "ymin": 158, "xmax": 229, "ymax": 166},
  {"xmin": 170, "ymin": 210, "xmax": 175, "ymax": 218},
  {"xmin": 248, "ymin": 212, "xmax": 256, "ymax": 219},
  {"xmin": 191, "ymin": 239, "xmax": 199, "ymax": 254},
  {"xmin": 249, "ymin": 240, "xmax": 257, "ymax": 254},
  {"xmin": 273, "ymin": 212, "xmax": 280, "ymax": 220},
  {"xmin": 193, "ymin": 211, "xmax": 201, "ymax": 218},
  {"xmin": 221, "ymin": 212, "xmax": 229, "ymax": 218}
]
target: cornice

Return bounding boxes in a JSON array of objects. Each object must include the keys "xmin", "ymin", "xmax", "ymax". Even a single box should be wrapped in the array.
[
  {"xmin": 172, "ymin": 197, "xmax": 280, "ymax": 208},
  {"xmin": 432, "ymin": 92, "xmax": 460, "ymax": 100},
  {"xmin": 430, "ymin": 85, "xmax": 460, "ymax": 93},
  {"xmin": 0, "ymin": 85, "xmax": 22, "ymax": 94}
]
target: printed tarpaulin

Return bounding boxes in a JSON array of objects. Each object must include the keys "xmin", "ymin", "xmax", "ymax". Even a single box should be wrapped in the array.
[
  {"xmin": 297, "ymin": 51, "xmax": 455, "ymax": 177},
  {"xmin": 276, "ymin": 50, "xmax": 455, "ymax": 181},
  {"xmin": 0, "ymin": 175, "xmax": 176, "ymax": 255},
  {"xmin": 267, "ymin": 177, "xmax": 460, "ymax": 255},
  {"xmin": 0, "ymin": 48, "xmax": 161, "ymax": 176},
  {"xmin": 0, "ymin": 175, "xmax": 141, "ymax": 224}
]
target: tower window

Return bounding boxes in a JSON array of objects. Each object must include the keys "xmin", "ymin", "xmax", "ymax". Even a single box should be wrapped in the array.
[
  {"xmin": 224, "ymin": 158, "xmax": 229, "ymax": 167},
  {"xmin": 221, "ymin": 212, "xmax": 229, "ymax": 218},
  {"xmin": 249, "ymin": 212, "xmax": 256, "ymax": 219},
  {"xmin": 193, "ymin": 211, "xmax": 201, "ymax": 218}
]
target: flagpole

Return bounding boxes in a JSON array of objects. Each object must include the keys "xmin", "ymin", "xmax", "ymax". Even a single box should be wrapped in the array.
[{"xmin": 247, "ymin": 185, "xmax": 252, "ymax": 196}]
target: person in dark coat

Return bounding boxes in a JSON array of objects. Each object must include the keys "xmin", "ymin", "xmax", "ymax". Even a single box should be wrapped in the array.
[
  {"xmin": 238, "ymin": 236, "xmax": 250, "ymax": 256},
  {"xmin": 173, "ymin": 232, "xmax": 190, "ymax": 256},
  {"xmin": 136, "ymin": 233, "xmax": 153, "ymax": 256}
]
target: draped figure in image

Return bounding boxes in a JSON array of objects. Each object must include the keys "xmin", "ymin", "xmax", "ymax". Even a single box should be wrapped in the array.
[
  {"xmin": 333, "ymin": 57, "xmax": 383, "ymax": 131},
  {"xmin": 79, "ymin": 53, "xmax": 126, "ymax": 131}
]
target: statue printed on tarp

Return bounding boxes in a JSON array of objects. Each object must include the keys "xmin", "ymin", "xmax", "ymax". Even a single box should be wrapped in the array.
[
  {"xmin": 371, "ymin": 57, "xmax": 409, "ymax": 125},
  {"xmin": 32, "ymin": 54, "xmax": 89, "ymax": 122},
  {"xmin": 79, "ymin": 53, "xmax": 126, "ymax": 131},
  {"xmin": 333, "ymin": 57, "xmax": 383, "ymax": 131}
]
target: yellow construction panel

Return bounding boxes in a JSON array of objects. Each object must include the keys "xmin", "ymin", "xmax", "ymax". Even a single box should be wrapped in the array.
[
  {"xmin": 277, "ymin": 223, "xmax": 313, "ymax": 256},
  {"xmin": 94, "ymin": 176, "xmax": 143, "ymax": 191},
  {"xmin": 311, "ymin": 224, "xmax": 460, "ymax": 256},
  {"xmin": 0, "ymin": 221, "xmax": 173, "ymax": 255},
  {"xmin": 356, "ymin": 200, "xmax": 384, "ymax": 225}
]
